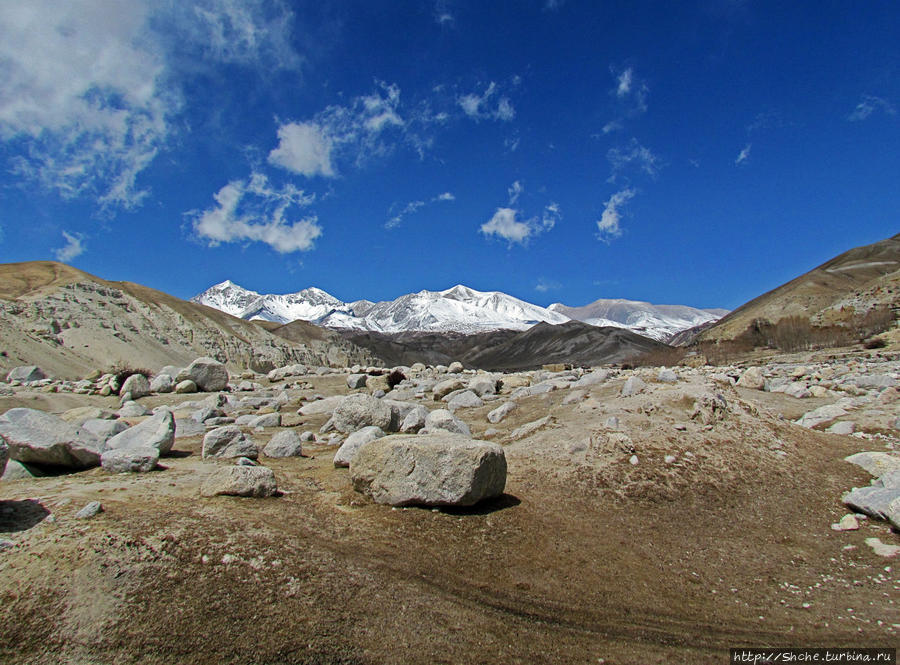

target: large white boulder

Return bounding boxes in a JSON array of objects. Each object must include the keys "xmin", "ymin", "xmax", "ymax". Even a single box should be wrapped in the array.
[
  {"xmin": 120, "ymin": 373, "xmax": 151, "ymax": 399},
  {"xmin": 202, "ymin": 426, "xmax": 258, "ymax": 459},
  {"xmin": 5, "ymin": 366, "xmax": 46, "ymax": 383},
  {"xmin": 424, "ymin": 409, "xmax": 471, "ymax": 436},
  {"xmin": 105, "ymin": 409, "xmax": 175, "ymax": 455},
  {"xmin": 0, "ymin": 408, "xmax": 103, "ymax": 469},
  {"xmin": 332, "ymin": 394, "xmax": 393, "ymax": 433},
  {"xmin": 178, "ymin": 357, "xmax": 229, "ymax": 392},
  {"xmin": 333, "ymin": 426, "xmax": 385, "ymax": 468},
  {"xmin": 263, "ymin": 430, "xmax": 304, "ymax": 458},
  {"xmin": 350, "ymin": 433, "xmax": 506, "ymax": 507}
]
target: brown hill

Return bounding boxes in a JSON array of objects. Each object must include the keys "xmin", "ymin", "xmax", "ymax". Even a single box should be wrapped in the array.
[
  {"xmin": 0, "ymin": 261, "xmax": 376, "ymax": 380},
  {"xmin": 339, "ymin": 320, "xmax": 669, "ymax": 371},
  {"xmin": 698, "ymin": 232, "xmax": 900, "ymax": 342}
]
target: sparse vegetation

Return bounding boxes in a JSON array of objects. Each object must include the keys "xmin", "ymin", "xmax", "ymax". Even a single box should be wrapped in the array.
[
  {"xmin": 386, "ymin": 369, "xmax": 406, "ymax": 389},
  {"xmin": 864, "ymin": 337, "xmax": 887, "ymax": 349},
  {"xmin": 695, "ymin": 306, "xmax": 896, "ymax": 363},
  {"xmin": 111, "ymin": 365, "xmax": 153, "ymax": 385},
  {"xmin": 627, "ymin": 346, "xmax": 688, "ymax": 368}
]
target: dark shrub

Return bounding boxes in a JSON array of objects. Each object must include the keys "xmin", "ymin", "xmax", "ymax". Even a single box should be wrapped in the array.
[{"xmin": 387, "ymin": 369, "xmax": 407, "ymax": 390}]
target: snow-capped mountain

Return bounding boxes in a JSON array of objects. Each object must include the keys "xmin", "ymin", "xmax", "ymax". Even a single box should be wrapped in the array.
[
  {"xmin": 192, "ymin": 282, "xmax": 570, "ymax": 333},
  {"xmin": 192, "ymin": 280, "xmax": 727, "ymax": 339},
  {"xmin": 549, "ymin": 299, "xmax": 729, "ymax": 342}
]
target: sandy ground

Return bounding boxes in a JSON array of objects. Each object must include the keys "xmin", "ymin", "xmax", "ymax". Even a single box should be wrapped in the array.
[{"xmin": 0, "ymin": 366, "xmax": 898, "ymax": 664}]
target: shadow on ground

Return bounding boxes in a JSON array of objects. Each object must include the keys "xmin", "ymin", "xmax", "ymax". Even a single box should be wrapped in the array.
[{"xmin": 0, "ymin": 499, "xmax": 50, "ymax": 533}]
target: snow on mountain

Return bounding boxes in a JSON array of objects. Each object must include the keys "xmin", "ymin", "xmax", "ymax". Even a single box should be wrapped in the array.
[
  {"xmin": 192, "ymin": 281, "xmax": 354, "ymax": 324},
  {"xmin": 548, "ymin": 299, "xmax": 726, "ymax": 342},
  {"xmin": 193, "ymin": 281, "xmax": 728, "ymax": 339}
]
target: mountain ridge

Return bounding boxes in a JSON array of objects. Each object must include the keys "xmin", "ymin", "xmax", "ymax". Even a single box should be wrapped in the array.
[{"xmin": 193, "ymin": 281, "xmax": 726, "ymax": 341}]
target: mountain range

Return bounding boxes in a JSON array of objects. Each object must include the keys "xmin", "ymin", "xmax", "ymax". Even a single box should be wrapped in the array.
[{"xmin": 192, "ymin": 281, "xmax": 726, "ymax": 342}]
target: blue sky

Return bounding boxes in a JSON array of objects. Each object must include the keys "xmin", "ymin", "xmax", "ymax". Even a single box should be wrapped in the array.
[{"xmin": 0, "ymin": 1, "xmax": 897, "ymax": 310}]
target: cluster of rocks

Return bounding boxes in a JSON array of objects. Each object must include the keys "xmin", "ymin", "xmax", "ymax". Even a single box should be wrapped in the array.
[
  {"xmin": 838, "ymin": 452, "xmax": 900, "ymax": 541},
  {"xmin": 2, "ymin": 351, "xmax": 899, "ymax": 514}
]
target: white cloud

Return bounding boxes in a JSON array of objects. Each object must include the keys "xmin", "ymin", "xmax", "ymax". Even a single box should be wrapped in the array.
[
  {"xmin": 480, "ymin": 199, "xmax": 559, "ymax": 246},
  {"xmin": 268, "ymin": 122, "xmax": 336, "ymax": 177},
  {"xmin": 385, "ymin": 191, "xmax": 455, "ymax": 229},
  {"xmin": 607, "ymin": 139, "xmax": 661, "ymax": 179},
  {"xmin": 597, "ymin": 188, "xmax": 635, "ymax": 241},
  {"xmin": 848, "ymin": 95, "xmax": 896, "ymax": 121},
  {"xmin": 544, "ymin": 0, "xmax": 565, "ymax": 10},
  {"xmin": 458, "ymin": 82, "xmax": 515, "ymax": 121},
  {"xmin": 508, "ymin": 180, "xmax": 524, "ymax": 205},
  {"xmin": 735, "ymin": 143, "xmax": 751, "ymax": 165},
  {"xmin": 192, "ymin": 173, "xmax": 321, "ymax": 253},
  {"xmin": 270, "ymin": 82, "xmax": 418, "ymax": 176},
  {"xmin": 54, "ymin": 231, "xmax": 86, "ymax": 262},
  {"xmin": 0, "ymin": 0, "xmax": 302, "ymax": 210},
  {"xmin": 480, "ymin": 208, "xmax": 534, "ymax": 245},
  {"xmin": 0, "ymin": 1, "xmax": 172, "ymax": 209}
]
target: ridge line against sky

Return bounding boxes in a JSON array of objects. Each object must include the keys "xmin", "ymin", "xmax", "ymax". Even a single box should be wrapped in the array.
[{"xmin": 0, "ymin": 1, "xmax": 897, "ymax": 311}]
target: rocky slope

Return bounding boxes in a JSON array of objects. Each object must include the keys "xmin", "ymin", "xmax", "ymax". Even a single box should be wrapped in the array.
[
  {"xmin": 699, "ymin": 232, "xmax": 900, "ymax": 341},
  {"xmin": 0, "ymin": 262, "xmax": 377, "ymax": 379}
]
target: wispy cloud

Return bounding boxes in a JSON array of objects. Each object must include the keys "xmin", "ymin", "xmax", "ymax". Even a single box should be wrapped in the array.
[
  {"xmin": 434, "ymin": 0, "xmax": 454, "ymax": 25},
  {"xmin": 596, "ymin": 188, "xmax": 635, "ymax": 242},
  {"xmin": 507, "ymin": 180, "xmax": 524, "ymax": 205},
  {"xmin": 54, "ymin": 231, "xmax": 86, "ymax": 262},
  {"xmin": 0, "ymin": 0, "xmax": 301, "ymax": 211},
  {"xmin": 458, "ymin": 82, "xmax": 516, "ymax": 121},
  {"xmin": 848, "ymin": 95, "xmax": 896, "ymax": 121},
  {"xmin": 535, "ymin": 278, "xmax": 561, "ymax": 293},
  {"xmin": 0, "ymin": 1, "xmax": 171, "ymax": 209},
  {"xmin": 385, "ymin": 192, "xmax": 455, "ymax": 229},
  {"xmin": 735, "ymin": 143, "xmax": 751, "ymax": 165},
  {"xmin": 190, "ymin": 172, "xmax": 321, "ymax": 253},
  {"xmin": 607, "ymin": 138, "xmax": 661, "ymax": 180},
  {"xmin": 543, "ymin": 0, "xmax": 565, "ymax": 10},
  {"xmin": 600, "ymin": 66, "xmax": 648, "ymax": 136}
]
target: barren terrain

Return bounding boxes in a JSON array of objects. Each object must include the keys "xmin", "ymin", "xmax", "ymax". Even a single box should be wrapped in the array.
[{"xmin": 1, "ymin": 349, "xmax": 898, "ymax": 664}]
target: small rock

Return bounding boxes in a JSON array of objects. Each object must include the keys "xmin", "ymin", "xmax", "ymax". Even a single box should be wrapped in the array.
[
  {"xmin": 629, "ymin": 454, "xmax": 639, "ymax": 465},
  {"xmin": 101, "ymin": 447, "xmax": 159, "ymax": 473},
  {"xmin": 263, "ymin": 430, "xmax": 304, "ymax": 458},
  {"xmin": 200, "ymin": 466, "xmax": 277, "ymax": 498},
  {"xmin": 826, "ymin": 421, "xmax": 856, "ymax": 436},
  {"xmin": 865, "ymin": 537, "xmax": 900, "ymax": 558},
  {"xmin": 424, "ymin": 409, "xmax": 471, "ymax": 436},
  {"xmin": 831, "ymin": 514, "xmax": 860, "ymax": 531},
  {"xmin": 175, "ymin": 379, "xmax": 198, "ymax": 394},
  {"xmin": 620, "ymin": 376, "xmax": 646, "ymax": 397},
  {"xmin": 74, "ymin": 501, "xmax": 104, "ymax": 519},
  {"xmin": 486, "ymin": 401, "xmax": 517, "ymax": 424}
]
